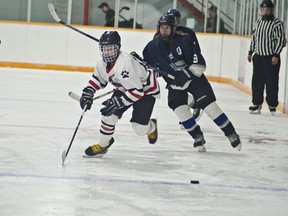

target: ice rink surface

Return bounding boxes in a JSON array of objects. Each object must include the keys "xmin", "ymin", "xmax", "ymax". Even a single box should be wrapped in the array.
[{"xmin": 0, "ymin": 68, "xmax": 288, "ymax": 216}]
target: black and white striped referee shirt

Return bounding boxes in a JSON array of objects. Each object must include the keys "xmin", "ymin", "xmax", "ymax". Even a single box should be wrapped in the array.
[{"xmin": 249, "ymin": 16, "xmax": 285, "ymax": 57}]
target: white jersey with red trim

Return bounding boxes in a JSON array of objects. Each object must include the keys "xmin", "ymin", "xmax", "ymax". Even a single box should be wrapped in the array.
[{"xmin": 87, "ymin": 51, "xmax": 160, "ymax": 106}]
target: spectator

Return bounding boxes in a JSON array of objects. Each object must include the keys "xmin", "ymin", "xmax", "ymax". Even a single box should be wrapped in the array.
[
  {"xmin": 247, "ymin": 0, "xmax": 285, "ymax": 115},
  {"xmin": 98, "ymin": 2, "xmax": 115, "ymax": 27},
  {"xmin": 206, "ymin": 5, "xmax": 225, "ymax": 33}
]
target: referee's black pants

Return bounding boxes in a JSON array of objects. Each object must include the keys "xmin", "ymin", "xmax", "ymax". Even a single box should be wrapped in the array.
[{"xmin": 252, "ymin": 54, "xmax": 280, "ymax": 107}]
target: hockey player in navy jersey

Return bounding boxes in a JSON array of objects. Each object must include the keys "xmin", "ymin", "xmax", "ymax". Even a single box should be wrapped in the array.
[
  {"xmin": 80, "ymin": 31, "xmax": 160, "ymax": 157},
  {"xmin": 143, "ymin": 14, "xmax": 241, "ymax": 152},
  {"xmin": 155, "ymin": 9, "xmax": 202, "ymax": 120},
  {"xmin": 166, "ymin": 8, "xmax": 201, "ymax": 53}
]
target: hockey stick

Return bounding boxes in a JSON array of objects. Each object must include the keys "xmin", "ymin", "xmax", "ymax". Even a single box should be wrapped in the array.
[
  {"xmin": 48, "ymin": 2, "xmax": 99, "ymax": 42},
  {"xmin": 48, "ymin": 4, "xmax": 179, "ymax": 84},
  {"xmin": 150, "ymin": 65, "xmax": 175, "ymax": 80},
  {"xmin": 62, "ymin": 90, "xmax": 113, "ymax": 165},
  {"xmin": 131, "ymin": 52, "xmax": 201, "ymax": 121},
  {"xmin": 130, "ymin": 52, "xmax": 175, "ymax": 79},
  {"xmin": 119, "ymin": 6, "xmax": 130, "ymax": 13},
  {"xmin": 68, "ymin": 90, "xmax": 114, "ymax": 101},
  {"xmin": 62, "ymin": 105, "xmax": 87, "ymax": 165}
]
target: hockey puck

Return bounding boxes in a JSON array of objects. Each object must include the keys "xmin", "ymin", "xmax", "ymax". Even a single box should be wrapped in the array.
[{"xmin": 190, "ymin": 180, "xmax": 200, "ymax": 184}]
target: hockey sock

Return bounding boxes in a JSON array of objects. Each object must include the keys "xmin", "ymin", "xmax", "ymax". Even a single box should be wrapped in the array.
[{"xmin": 99, "ymin": 114, "xmax": 119, "ymax": 147}]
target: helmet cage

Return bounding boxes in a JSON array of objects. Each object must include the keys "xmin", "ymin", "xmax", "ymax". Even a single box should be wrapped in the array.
[{"xmin": 99, "ymin": 44, "xmax": 120, "ymax": 63}]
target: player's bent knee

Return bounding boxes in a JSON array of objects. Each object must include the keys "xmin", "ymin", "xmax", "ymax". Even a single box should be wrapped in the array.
[
  {"xmin": 101, "ymin": 114, "xmax": 119, "ymax": 125},
  {"xmin": 131, "ymin": 122, "xmax": 149, "ymax": 136},
  {"xmin": 203, "ymin": 101, "xmax": 224, "ymax": 119},
  {"xmin": 174, "ymin": 105, "xmax": 192, "ymax": 121},
  {"xmin": 197, "ymin": 97, "xmax": 216, "ymax": 109}
]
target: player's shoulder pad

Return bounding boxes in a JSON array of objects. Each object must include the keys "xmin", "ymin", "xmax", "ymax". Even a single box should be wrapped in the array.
[
  {"xmin": 176, "ymin": 31, "xmax": 189, "ymax": 36},
  {"xmin": 120, "ymin": 51, "xmax": 132, "ymax": 59},
  {"xmin": 177, "ymin": 26, "xmax": 196, "ymax": 35},
  {"xmin": 144, "ymin": 38, "xmax": 160, "ymax": 50}
]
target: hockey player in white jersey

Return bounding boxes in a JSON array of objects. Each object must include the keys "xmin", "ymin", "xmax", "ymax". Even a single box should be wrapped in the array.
[{"xmin": 80, "ymin": 31, "xmax": 160, "ymax": 157}]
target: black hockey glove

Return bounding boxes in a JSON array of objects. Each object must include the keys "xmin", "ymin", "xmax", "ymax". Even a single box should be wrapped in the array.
[
  {"xmin": 173, "ymin": 70, "xmax": 193, "ymax": 87},
  {"xmin": 80, "ymin": 86, "xmax": 95, "ymax": 111},
  {"xmin": 100, "ymin": 96, "xmax": 125, "ymax": 116}
]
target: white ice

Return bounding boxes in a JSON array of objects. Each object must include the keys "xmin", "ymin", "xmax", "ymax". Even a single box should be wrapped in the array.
[{"xmin": 0, "ymin": 68, "xmax": 288, "ymax": 216}]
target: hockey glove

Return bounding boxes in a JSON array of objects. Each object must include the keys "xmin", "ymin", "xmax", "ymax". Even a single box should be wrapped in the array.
[
  {"xmin": 100, "ymin": 96, "xmax": 125, "ymax": 116},
  {"xmin": 173, "ymin": 70, "xmax": 193, "ymax": 87},
  {"xmin": 80, "ymin": 86, "xmax": 95, "ymax": 111}
]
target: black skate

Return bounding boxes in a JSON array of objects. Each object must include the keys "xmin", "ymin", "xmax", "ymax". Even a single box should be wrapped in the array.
[
  {"xmin": 193, "ymin": 133, "xmax": 206, "ymax": 152},
  {"xmin": 249, "ymin": 105, "xmax": 262, "ymax": 114},
  {"xmin": 148, "ymin": 119, "xmax": 158, "ymax": 144},
  {"xmin": 269, "ymin": 106, "xmax": 276, "ymax": 115},
  {"xmin": 84, "ymin": 138, "xmax": 114, "ymax": 158},
  {"xmin": 227, "ymin": 131, "xmax": 241, "ymax": 151}
]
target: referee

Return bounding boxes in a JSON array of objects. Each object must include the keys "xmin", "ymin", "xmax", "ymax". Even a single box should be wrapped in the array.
[{"xmin": 247, "ymin": 0, "xmax": 285, "ymax": 115}]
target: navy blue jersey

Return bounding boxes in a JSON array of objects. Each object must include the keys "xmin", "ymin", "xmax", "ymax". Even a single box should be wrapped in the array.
[
  {"xmin": 176, "ymin": 26, "xmax": 201, "ymax": 53},
  {"xmin": 154, "ymin": 26, "xmax": 201, "ymax": 53},
  {"xmin": 143, "ymin": 33, "xmax": 206, "ymax": 85}
]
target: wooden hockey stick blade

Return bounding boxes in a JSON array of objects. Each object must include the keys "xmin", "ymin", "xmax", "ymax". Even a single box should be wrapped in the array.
[
  {"xmin": 61, "ymin": 107, "xmax": 86, "ymax": 166},
  {"xmin": 68, "ymin": 91, "xmax": 80, "ymax": 101},
  {"xmin": 48, "ymin": 3, "xmax": 61, "ymax": 23},
  {"xmin": 61, "ymin": 150, "xmax": 67, "ymax": 165}
]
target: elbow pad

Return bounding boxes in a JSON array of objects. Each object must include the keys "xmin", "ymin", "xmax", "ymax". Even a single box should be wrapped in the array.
[{"xmin": 188, "ymin": 64, "xmax": 206, "ymax": 78}]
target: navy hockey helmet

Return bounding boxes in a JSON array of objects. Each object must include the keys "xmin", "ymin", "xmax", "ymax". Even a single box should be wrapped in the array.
[
  {"xmin": 260, "ymin": 0, "xmax": 274, "ymax": 8},
  {"xmin": 166, "ymin": 9, "xmax": 181, "ymax": 25},
  {"xmin": 167, "ymin": 9, "xmax": 181, "ymax": 18},
  {"xmin": 99, "ymin": 31, "xmax": 121, "ymax": 63},
  {"xmin": 99, "ymin": 31, "xmax": 121, "ymax": 47},
  {"xmin": 158, "ymin": 13, "xmax": 176, "ymax": 27}
]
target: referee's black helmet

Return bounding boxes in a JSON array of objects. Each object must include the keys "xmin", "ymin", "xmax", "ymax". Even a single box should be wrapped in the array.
[{"xmin": 260, "ymin": 0, "xmax": 274, "ymax": 9}]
